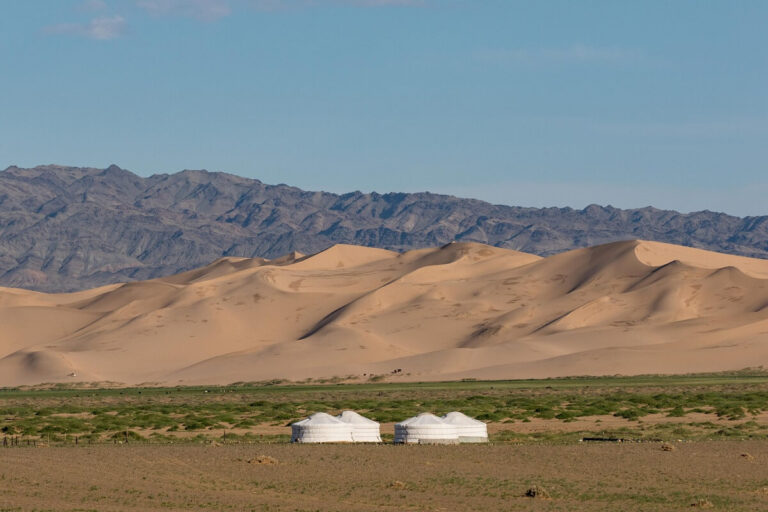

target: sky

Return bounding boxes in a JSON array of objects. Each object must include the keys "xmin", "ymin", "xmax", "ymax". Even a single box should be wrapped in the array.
[{"xmin": 1, "ymin": 1, "xmax": 767, "ymax": 216}]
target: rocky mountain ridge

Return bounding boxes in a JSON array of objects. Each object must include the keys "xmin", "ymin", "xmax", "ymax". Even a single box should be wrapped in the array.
[{"xmin": 1, "ymin": 164, "xmax": 767, "ymax": 292}]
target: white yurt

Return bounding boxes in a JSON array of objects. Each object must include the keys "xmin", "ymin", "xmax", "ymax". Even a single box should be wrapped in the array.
[
  {"xmin": 394, "ymin": 413, "xmax": 459, "ymax": 444},
  {"xmin": 441, "ymin": 412, "xmax": 488, "ymax": 443},
  {"xmin": 337, "ymin": 411, "xmax": 382, "ymax": 443},
  {"xmin": 290, "ymin": 412, "xmax": 354, "ymax": 443}
]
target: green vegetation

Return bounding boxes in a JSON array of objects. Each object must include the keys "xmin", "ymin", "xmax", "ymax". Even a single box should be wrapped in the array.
[{"xmin": 2, "ymin": 370, "xmax": 768, "ymax": 444}]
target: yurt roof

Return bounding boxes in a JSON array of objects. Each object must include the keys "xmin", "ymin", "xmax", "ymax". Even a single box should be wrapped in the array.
[
  {"xmin": 292, "ymin": 412, "xmax": 346, "ymax": 426},
  {"xmin": 396, "ymin": 412, "xmax": 446, "ymax": 426},
  {"xmin": 442, "ymin": 412, "xmax": 486, "ymax": 426},
  {"xmin": 337, "ymin": 411, "xmax": 379, "ymax": 425}
]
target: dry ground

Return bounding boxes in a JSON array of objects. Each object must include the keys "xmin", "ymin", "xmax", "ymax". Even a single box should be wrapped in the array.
[{"xmin": 2, "ymin": 441, "xmax": 768, "ymax": 511}]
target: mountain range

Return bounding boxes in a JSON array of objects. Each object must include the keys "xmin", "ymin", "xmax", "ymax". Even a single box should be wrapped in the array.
[{"xmin": 1, "ymin": 164, "xmax": 767, "ymax": 292}]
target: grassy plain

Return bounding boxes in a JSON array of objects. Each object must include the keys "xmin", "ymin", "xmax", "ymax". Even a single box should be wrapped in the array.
[
  {"xmin": 2, "ymin": 372, "xmax": 768, "ymax": 510},
  {"xmin": 2, "ymin": 371, "xmax": 768, "ymax": 444}
]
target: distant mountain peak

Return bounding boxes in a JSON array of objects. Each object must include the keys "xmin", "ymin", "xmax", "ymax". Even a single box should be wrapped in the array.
[{"xmin": 102, "ymin": 163, "xmax": 127, "ymax": 173}]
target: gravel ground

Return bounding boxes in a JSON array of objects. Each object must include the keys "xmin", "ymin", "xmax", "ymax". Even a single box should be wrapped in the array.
[{"xmin": 1, "ymin": 440, "xmax": 767, "ymax": 511}]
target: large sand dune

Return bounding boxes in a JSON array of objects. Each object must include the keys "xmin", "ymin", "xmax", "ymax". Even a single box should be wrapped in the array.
[{"xmin": 1, "ymin": 240, "xmax": 768, "ymax": 386}]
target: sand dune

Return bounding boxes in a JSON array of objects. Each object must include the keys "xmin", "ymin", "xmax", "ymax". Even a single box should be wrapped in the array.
[{"xmin": 1, "ymin": 240, "xmax": 768, "ymax": 386}]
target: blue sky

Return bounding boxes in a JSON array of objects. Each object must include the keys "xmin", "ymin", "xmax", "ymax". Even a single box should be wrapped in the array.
[{"xmin": 1, "ymin": 1, "xmax": 767, "ymax": 215}]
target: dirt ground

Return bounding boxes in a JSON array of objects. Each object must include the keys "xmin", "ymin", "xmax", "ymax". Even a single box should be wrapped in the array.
[{"xmin": 1, "ymin": 441, "xmax": 767, "ymax": 511}]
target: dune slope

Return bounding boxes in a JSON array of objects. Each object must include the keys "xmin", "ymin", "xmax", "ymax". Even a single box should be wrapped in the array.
[{"xmin": 1, "ymin": 240, "xmax": 767, "ymax": 386}]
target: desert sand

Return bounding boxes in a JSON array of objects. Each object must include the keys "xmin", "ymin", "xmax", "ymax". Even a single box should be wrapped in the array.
[{"xmin": 1, "ymin": 240, "xmax": 768, "ymax": 387}]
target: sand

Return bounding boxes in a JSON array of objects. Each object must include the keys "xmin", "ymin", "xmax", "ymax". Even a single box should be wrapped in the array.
[{"xmin": 1, "ymin": 240, "xmax": 768, "ymax": 387}]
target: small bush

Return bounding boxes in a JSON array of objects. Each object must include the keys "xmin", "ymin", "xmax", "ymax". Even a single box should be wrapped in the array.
[{"xmin": 667, "ymin": 406, "xmax": 686, "ymax": 417}]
